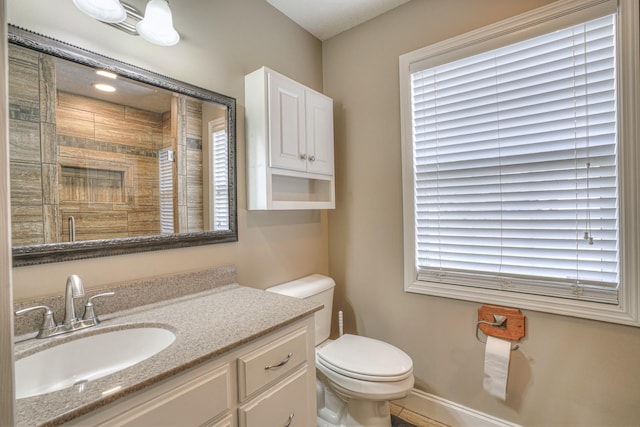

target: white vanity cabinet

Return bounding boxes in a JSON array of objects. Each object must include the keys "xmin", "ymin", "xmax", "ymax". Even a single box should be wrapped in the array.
[
  {"xmin": 68, "ymin": 317, "xmax": 315, "ymax": 427},
  {"xmin": 245, "ymin": 66, "xmax": 335, "ymax": 210}
]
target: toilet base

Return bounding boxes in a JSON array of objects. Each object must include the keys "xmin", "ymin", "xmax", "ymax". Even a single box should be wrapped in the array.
[
  {"xmin": 316, "ymin": 377, "xmax": 392, "ymax": 427},
  {"xmin": 344, "ymin": 399, "xmax": 392, "ymax": 427}
]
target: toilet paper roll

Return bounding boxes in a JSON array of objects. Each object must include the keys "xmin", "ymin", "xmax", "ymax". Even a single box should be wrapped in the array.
[{"xmin": 483, "ymin": 335, "xmax": 512, "ymax": 400}]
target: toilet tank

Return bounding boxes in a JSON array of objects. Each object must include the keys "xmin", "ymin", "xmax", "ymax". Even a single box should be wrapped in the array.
[{"xmin": 266, "ymin": 274, "xmax": 335, "ymax": 346}]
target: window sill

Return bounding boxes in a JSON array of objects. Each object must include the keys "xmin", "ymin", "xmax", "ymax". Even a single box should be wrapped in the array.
[{"xmin": 406, "ymin": 279, "xmax": 640, "ymax": 327}]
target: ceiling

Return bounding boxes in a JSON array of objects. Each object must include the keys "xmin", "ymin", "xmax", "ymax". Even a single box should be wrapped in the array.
[
  {"xmin": 55, "ymin": 58, "xmax": 174, "ymax": 113},
  {"xmin": 265, "ymin": 0, "xmax": 411, "ymax": 41},
  {"xmin": 54, "ymin": 0, "xmax": 415, "ymax": 111}
]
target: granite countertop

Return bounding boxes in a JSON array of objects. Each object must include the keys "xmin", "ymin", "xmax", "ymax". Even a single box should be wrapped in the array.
[{"xmin": 14, "ymin": 284, "xmax": 321, "ymax": 427}]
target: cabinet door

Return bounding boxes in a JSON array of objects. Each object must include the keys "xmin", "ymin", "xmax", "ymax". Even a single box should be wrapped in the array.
[
  {"xmin": 305, "ymin": 90, "xmax": 334, "ymax": 176},
  {"xmin": 268, "ymin": 72, "xmax": 306, "ymax": 172},
  {"xmin": 239, "ymin": 368, "xmax": 312, "ymax": 427},
  {"xmin": 96, "ymin": 364, "xmax": 231, "ymax": 426}
]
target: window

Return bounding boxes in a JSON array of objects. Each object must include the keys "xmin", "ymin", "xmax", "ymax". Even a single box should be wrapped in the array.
[
  {"xmin": 159, "ymin": 148, "xmax": 175, "ymax": 234},
  {"xmin": 399, "ymin": 0, "xmax": 640, "ymax": 325},
  {"xmin": 210, "ymin": 125, "xmax": 229, "ymax": 231}
]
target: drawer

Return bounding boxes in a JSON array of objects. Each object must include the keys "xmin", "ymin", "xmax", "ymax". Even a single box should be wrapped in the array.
[
  {"xmin": 99, "ymin": 364, "xmax": 232, "ymax": 426},
  {"xmin": 238, "ymin": 326, "xmax": 308, "ymax": 400},
  {"xmin": 238, "ymin": 367, "xmax": 312, "ymax": 427}
]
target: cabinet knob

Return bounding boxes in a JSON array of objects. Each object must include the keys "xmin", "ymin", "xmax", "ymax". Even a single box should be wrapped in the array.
[
  {"xmin": 309, "ymin": 155, "xmax": 316, "ymax": 162},
  {"xmin": 300, "ymin": 154, "xmax": 307, "ymax": 160}
]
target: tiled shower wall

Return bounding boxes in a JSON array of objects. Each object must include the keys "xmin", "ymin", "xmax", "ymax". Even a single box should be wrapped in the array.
[
  {"xmin": 8, "ymin": 44, "xmax": 53, "ymax": 246},
  {"xmin": 177, "ymin": 97, "xmax": 204, "ymax": 233},
  {"xmin": 55, "ymin": 91, "xmax": 165, "ymax": 241},
  {"xmin": 8, "ymin": 44, "xmax": 207, "ymax": 244}
]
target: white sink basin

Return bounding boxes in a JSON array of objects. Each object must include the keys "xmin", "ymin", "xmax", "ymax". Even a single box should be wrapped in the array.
[{"xmin": 16, "ymin": 327, "xmax": 176, "ymax": 399}]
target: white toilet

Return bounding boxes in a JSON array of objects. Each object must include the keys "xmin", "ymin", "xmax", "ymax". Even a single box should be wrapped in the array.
[{"xmin": 267, "ymin": 274, "xmax": 414, "ymax": 427}]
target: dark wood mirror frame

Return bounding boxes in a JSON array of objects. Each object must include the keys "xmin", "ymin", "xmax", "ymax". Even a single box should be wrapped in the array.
[{"xmin": 9, "ymin": 25, "xmax": 237, "ymax": 267}]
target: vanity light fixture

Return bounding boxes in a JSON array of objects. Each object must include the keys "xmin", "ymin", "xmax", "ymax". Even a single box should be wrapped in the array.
[
  {"xmin": 73, "ymin": 0, "xmax": 179, "ymax": 47},
  {"xmin": 93, "ymin": 83, "xmax": 116, "ymax": 92},
  {"xmin": 136, "ymin": 0, "xmax": 180, "ymax": 46},
  {"xmin": 72, "ymin": 0, "xmax": 127, "ymax": 24}
]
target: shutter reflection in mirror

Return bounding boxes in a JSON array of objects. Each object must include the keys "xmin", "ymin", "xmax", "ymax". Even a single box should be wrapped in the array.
[{"xmin": 159, "ymin": 148, "xmax": 175, "ymax": 234}]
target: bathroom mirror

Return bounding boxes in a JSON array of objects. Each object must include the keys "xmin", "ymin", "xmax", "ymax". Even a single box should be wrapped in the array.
[{"xmin": 8, "ymin": 25, "xmax": 237, "ymax": 266}]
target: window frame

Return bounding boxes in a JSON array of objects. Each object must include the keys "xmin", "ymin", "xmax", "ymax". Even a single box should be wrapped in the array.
[{"xmin": 399, "ymin": 0, "xmax": 640, "ymax": 326}]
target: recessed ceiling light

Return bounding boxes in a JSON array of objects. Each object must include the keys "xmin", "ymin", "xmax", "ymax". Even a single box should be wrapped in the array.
[
  {"xmin": 96, "ymin": 70, "xmax": 118, "ymax": 79},
  {"xmin": 93, "ymin": 83, "xmax": 116, "ymax": 92}
]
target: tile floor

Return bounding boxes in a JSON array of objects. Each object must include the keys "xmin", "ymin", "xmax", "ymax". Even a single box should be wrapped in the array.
[{"xmin": 390, "ymin": 403, "xmax": 450, "ymax": 427}]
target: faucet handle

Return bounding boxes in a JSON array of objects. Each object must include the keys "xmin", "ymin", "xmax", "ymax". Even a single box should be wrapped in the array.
[
  {"xmin": 82, "ymin": 292, "xmax": 115, "ymax": 324},
  {"xmin": 15, "ymin": 305, "xmax": 57, "ymax": 338}
]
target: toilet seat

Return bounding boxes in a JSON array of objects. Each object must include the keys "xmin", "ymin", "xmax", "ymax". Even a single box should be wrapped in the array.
[
  {"xmin": 316, "ymin": 360, "xmax": 415, "ymax": 402},
  {"xmin": 316, "ymin": 334, "xmax": 413, "ymax": 382}
]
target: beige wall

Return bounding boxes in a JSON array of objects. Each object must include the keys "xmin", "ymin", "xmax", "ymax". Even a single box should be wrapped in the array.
[
  {"xmin": 323, "ymin": 0, "xmax": 640, "ymax": 426},
  {"xmin": 8, "ymin": 0, "xmax": 329, "ymax": 299}
]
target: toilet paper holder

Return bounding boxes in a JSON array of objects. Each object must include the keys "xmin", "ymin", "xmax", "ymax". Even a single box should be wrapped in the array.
[{"xmin": 475, "ymin": 304, "xmax": 525, "ymax": 351}]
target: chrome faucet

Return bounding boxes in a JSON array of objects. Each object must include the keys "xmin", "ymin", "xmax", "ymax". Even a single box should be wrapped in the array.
[
  {"xmin": 15, "ymin": 274, "xmax": 114, "ymax": 339},
  {"xmin": 62, "ymin": 274, "xmax": 85, "ymax": 327}
]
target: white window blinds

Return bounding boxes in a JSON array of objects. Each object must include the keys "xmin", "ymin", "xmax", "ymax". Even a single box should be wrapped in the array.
[
  {"xmin": 158, "ymin": 148, "xmax": 175, "ymax": 235},
  {"xmin": 212, "ymin": 129, "xmax": 229, "ymax": 231},
  {"xmin": 409, "ymin": 14, "xmax": 618, "ymax": 303}
]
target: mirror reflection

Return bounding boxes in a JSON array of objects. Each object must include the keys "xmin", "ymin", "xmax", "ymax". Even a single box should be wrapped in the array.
[{"xmin": 8, "ymin": 26, "xmax": 237, "ymax": 266}]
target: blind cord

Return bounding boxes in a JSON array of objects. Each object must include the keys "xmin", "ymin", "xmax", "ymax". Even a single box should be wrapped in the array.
[{"xmin": 583, "ymin": 26, "xmax": 594, "ymax": 246}]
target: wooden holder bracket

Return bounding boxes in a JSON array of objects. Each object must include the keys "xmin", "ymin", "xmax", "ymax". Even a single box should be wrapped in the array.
[{"xmin": 477, "ymin": 304, "xmax": 525, "ymax": 341}]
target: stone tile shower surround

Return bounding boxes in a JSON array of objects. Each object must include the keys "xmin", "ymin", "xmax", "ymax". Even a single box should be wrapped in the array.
[
  {"xmin": 8, "ymin": 45, "xmax": 56, "ymax": 246},
  {"xmin": 13, "ymin": 265, "xmax": 236, "ymax": 337},
  {"xmin": 56, "ymin": 90, "xmax": 166, "ymax": 240}
]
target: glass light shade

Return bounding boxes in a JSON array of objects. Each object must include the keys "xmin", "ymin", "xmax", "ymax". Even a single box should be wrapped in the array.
[
  {"xmin": 73, "ymin": 0, "xmax": 126, "ymax": 23},
  {"xmin": 136, "ymin": 0, "xmax": 180, "ymax": 46}
]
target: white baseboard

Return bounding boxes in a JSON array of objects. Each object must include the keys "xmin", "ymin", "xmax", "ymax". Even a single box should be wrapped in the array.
[{"xmin": 393, "ymin": 389, "xmax": 521, "ymax": 427}]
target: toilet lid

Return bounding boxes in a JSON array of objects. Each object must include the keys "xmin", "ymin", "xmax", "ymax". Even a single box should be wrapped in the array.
[{"xmin": 316, "ymin": 334, "xmax": 413, "ymax": 382}]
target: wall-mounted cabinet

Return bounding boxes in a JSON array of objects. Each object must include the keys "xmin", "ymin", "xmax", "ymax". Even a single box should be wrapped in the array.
[{"xmin": 245, "ymin": 67, "xmax": 335, "ymax": 210}]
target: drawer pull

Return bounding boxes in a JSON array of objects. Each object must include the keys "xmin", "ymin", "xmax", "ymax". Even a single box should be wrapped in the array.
[
  {"xmin": 284, "ymin": 413, "xmax": 295, "ymax": 427},
  {"xmin": 265, "ymin": 352, "xmax": 293, "ymax": 370}
]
